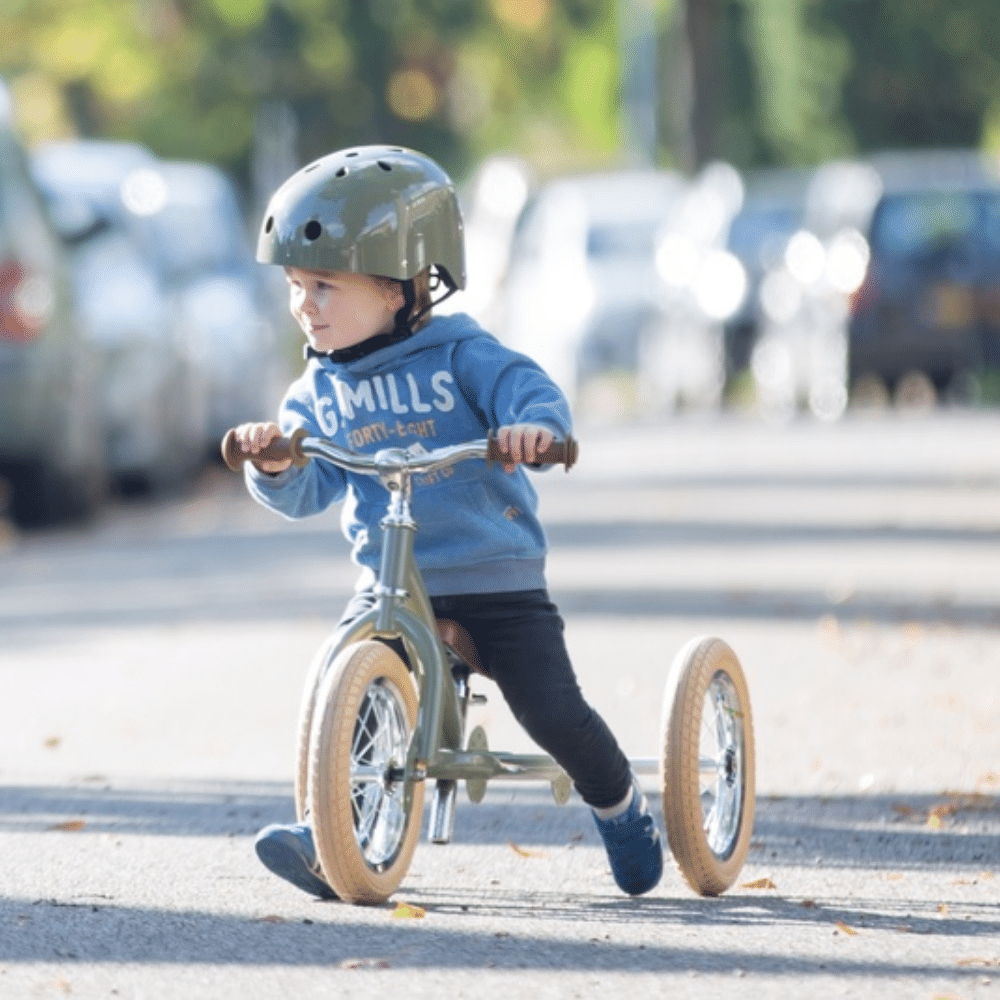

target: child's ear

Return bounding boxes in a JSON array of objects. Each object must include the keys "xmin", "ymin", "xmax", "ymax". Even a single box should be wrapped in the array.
[{"xmin": 378, "ymin": 278, "xmax": 405, "ymax": 312}]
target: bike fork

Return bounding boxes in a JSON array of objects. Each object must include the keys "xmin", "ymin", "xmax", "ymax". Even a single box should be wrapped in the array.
[
  {"xmin": 428, "ymin": 670, "xmax": 471, "ymax": 844},
  {"xmin": 429, "ymin": 779, "xmax": 458, "ymax": 844}
]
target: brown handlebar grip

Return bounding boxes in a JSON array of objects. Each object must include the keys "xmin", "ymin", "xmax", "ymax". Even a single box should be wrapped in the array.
[
  {"xmin": 486, "ymin": 432, "xmax": 578, "ymax": 471},
  {"xmin": 220, "ymin": 427, "xmax": 308, "ymax": 472}
]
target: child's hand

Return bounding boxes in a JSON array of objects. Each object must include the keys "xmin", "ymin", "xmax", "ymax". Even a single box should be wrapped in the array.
[
  {"xmin": 495, "ymin": 424, "xmax": 555, "ymax": 473},
  {"xmin": 232, "ymin": 421, "xmax": 292, "ymax": 474}
]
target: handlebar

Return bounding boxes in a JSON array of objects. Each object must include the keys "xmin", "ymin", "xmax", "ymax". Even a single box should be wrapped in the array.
[{"xmin": 220, "ymin": 427, "xmax": 578, "ymax": 476}]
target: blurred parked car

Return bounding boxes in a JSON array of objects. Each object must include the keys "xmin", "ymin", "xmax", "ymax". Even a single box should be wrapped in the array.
[
  {"xmin": 31, "ymin": 140, "xmax": 209, "ymax": 491},
  {"xmin": 441, "ymin": 155, "xmax": 532, "ymax": 331},
  {"xmin": 0, "ymin": 83, "xmax": 104, "ymax": 526},
  {"xmin": 750, "ymin": 159, "xmax": 879, "ymax": 420},
  {"xmin": 143, "ymin": 160, "xmax": 283, "ymax": 444},
  {"xmin": 498, "ymin": 169, "xmax": 686, "ymax": 414},
  {"xmin": 848, "ymin": 150, "xmax": 1000, "ymax": 406},
  {"xmin": 642, "ymin": 161, "xmax": 748, "ymax": 411},
  {"xmin": 723, "ymin": 167, "xmax": 810, "ymax": 381}
]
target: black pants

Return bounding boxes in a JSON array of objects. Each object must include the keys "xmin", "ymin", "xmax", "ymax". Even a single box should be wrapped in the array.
[{"xmin": 337, "ymin": 588, "xmax": 633, "ymax": 810}]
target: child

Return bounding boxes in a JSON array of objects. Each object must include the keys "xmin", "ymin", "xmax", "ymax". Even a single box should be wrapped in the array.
[{"xmin": 232, "ymin": 145, "xmax": 662, "ymax": 898}]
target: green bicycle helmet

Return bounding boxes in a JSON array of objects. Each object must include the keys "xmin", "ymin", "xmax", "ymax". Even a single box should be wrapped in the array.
[{"xmin": 257, "ymin": 145, "xmax": 466, "ymax": 292}]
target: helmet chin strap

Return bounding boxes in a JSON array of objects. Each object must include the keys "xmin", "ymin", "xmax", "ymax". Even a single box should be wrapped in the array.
[
  {"xmin": 392, "ymin": 278, "xmax": 417, "ymax": 336},
  {"xmin": 394, "ymin": 267, "xmax": 459, "ymax": 335}
]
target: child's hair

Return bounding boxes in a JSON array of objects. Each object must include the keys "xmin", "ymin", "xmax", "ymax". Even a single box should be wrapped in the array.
[{"xmin": 374, "ymin": 268, "xmax": 433, "ymax": 331}]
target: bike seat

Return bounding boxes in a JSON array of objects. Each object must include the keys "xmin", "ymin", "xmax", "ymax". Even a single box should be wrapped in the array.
[{"xmin": 435, "ymin": 618, "xmax": 488, "ymax": 677}]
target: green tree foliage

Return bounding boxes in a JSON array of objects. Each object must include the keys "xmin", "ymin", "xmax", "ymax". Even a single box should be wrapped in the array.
[
  {"xmin": 828, "ymin": 0, "xmax": 1000, "ymax": 154},
  {"xmin": 692, "ymin": 0, "xmax": 1000, "ymax": 170},
  {"xmin": 0, "ymin": 0, "xmax": 623, "ymax": 187},
  {"xmin": 3, "ymin": 0, "xmax": 1000, "ymax": 187}
]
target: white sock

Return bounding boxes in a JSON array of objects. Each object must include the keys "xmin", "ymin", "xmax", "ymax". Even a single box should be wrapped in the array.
[{"xmin": 593, "ymin": 785, "xmax": 635, "ymax": 821}]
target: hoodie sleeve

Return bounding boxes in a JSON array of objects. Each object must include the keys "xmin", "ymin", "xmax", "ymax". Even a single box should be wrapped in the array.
[
  {"xmin": 243, "ymin": 374, "xmax": 350, "ymax": 520},
  {"xmin": 451, "ymin": 334, "xmax": 573, "ymax": 436}
]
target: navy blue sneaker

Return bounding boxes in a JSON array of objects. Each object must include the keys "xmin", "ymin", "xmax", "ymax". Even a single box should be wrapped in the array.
[
  {"xmin": 254, "ymin": 823, "xmax": 338, "ymax": 900},
  {"xmin": 592, "ymin": 780, "xmax": 663, "ymax": 896}
]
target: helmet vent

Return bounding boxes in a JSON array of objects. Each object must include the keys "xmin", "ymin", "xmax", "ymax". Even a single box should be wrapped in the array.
[
  {"xmin": 346, "ymin": 151, "xmax": 359, "ymax": 157},
  {"xmin": 304, "ymin": 162, "xmax": 320, "ymax": 173},
  {"xmin": 336, "ymin": 167, "xmax": 348, "ymax": 178},
  {"xmin": 264, "ymin": 216, "xmax": 274, "ymax": 233},
  {"xmin": 303, "ymin": 219, "xmax": 323, "ymax": 241},
  {"xmin": 377, "ymin": 160, "xmax": 392, "ymax": 172}
]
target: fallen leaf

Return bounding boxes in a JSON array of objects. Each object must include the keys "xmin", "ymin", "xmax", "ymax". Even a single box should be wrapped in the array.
[
  {"xmin": 927, "ymin": 813, "xmax": 942, "ymax": 830},
  {"xmin": 53, "ymin": 980, "xmax": 72, "ymax": 994},
  {"xmin": 938, "ymin": 903, "xmax": 951, "ymax": 917},
  {"xmin": 44, "ymin": 737, "xmax": 61, "ymax": 750},
  {"xmin": 817, "ymin": 615, "xmax": 841, "ymax": 646},
  {"xmin": 338, "ymin": 957, "xmax": 390, "ymax": 970},
  {"xmin": 741, "ymin": 877, "xmax": 777, "ymax": 890},
  {"xmin": 981, "ymin": 871, "xmax": 995, "ymax": 881},
  {"xmin": 957, "ymin": 957, "xmax": 1000, "ymax": 968},
  {"xmin": 253, "ymin": 915, "xmax": 286, "ymax": 924},
  {"xmin": 951, "ymin": 879, "xmax": 973, "ymax": 886},
  {"xmin": 507, "ymin": 841, "xmax": 545, "ymax": 859},
  {"xmin": 835, "ymin": 920, "xmax": 858, "ymax": 936},
  {"xmin": 391, "ymin": 902, "xmax": 425, "ymax": 919},
  {"xmin": 883, "ymin": 872, "xmax": 905, "ymax": 881},
  {"xmin": 930, "ymin": 802, "xmax": 960, "ymax": 819},
  {"xmin": 48, "ymin": 820, "xmax": 85, "ymax": 832},
  {"xmin": 977, "ymin": 771, "xmax": 999, "ymax": 789},
  {"xmin": 800, "ymin": 899, "xmax": 817, "ymax": 908}
]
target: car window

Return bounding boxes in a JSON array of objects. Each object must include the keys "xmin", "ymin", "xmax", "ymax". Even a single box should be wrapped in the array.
[
  {"xmin": 509, "ymin": 198, "xmax": 544, "ymax": 260},
  {"xmin": 727, "ymin": 207, "xmax": 800, "ymax": 265},
  {"xmin": 0, "ymin": 131, "xmax": 57, "ymax": 271},
  {"xmin": 870, "ymin": 191, "xmax": 1000, "ymax": 260},
  {"xmin": 586, "ymin": 220, "xmax": 659, "ymax": 260},
  {"xmin": 145, "ymin": 197, "xmax": 246, "ymax": 280}
]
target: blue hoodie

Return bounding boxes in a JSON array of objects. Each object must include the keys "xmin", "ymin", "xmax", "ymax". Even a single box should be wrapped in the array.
[{"xmin": 245, "ymin": 312, "xmax": 572, "ymax": 596}]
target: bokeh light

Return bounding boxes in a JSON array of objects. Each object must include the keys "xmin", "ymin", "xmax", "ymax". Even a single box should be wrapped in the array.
[
  {"xmin": 490, "ymin": 0, "xmax": 550, "ymax": 32},
  {"xmin": 387, "ymin": 69, "xmax": 438, "ymax": 122}
]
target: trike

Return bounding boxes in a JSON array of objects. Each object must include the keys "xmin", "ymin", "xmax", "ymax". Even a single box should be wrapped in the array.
[{"xmin": 223, "ymin": 428, "xmax": 755, "ymax": 904}]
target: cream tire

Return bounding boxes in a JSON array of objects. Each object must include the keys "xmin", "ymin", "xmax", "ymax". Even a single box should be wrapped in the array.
[
  {"xmin": 294, "ymin": 635, "xmax": 341, "ymax": 821},
  {"xmin": 308, "ymin": 641, "xmax": 423, "ymax": 904},
  {"xmin": 661, "ymin": 636, "xmax": 755, "ymax": 896}
]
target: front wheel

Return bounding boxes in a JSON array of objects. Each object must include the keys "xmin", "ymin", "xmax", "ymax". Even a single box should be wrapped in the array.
[
  {"xmin": 308, "ymin": 641, "xmax": 423, "ymax": 904},
  {"xmin": 294, "ymin": 634, "xmax": 342, "ymax": 821},
  {"xmin": 661, "ymin": 636, "xmax": 755, "ymax": 896}
]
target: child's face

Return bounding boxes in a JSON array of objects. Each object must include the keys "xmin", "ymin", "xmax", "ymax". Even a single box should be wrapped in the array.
[{"xmin": 285, "ymin": 267, "xmax": 403, "ymax": 352}]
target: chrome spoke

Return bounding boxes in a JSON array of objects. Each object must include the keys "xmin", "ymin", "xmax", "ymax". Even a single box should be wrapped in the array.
[
  {"xmin": 698, "ymin": 671, "xmax": 745, "ymax": 858},
  {"xmin": 348, "ymin": 679, "xmax": 411, "ymax": 868}
]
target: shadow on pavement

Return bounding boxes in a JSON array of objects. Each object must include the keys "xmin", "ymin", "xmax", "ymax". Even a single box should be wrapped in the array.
[
  {"xmin": 1, "ymin": 890, "xmax": 996, "ymax": 975},
  {"xmin": 4, "ymin": 579, "xmax": 1000, "ymax": 635},
  {"xmin": 2, "ymin": 781, "xmax": 996, "ymax": 868},
  {"xmin": 1, "ymin": 783, "xmax": 996, "ymax": 976}
]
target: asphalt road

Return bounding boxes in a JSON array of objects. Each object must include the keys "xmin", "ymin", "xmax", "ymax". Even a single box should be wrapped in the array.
[{"xmin": 1, "ymin": 411, "xmax": 998, "ymax": 999}]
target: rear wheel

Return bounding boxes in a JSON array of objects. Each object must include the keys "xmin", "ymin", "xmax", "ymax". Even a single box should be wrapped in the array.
[
  {"xmin": 308, "ymin": 641, "xmax": 423, "ymax": 904},
  {"xmin": 661, "ymin": 636, "xmax": 755, "ymax": 896}
]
